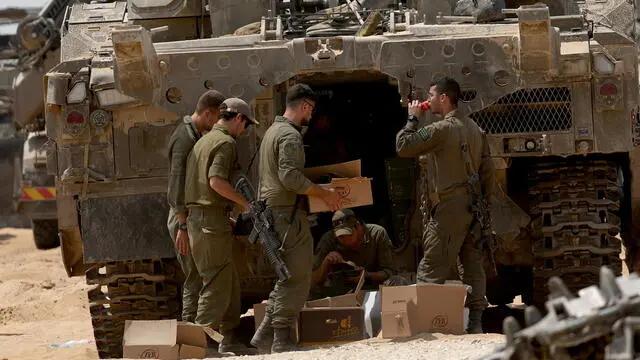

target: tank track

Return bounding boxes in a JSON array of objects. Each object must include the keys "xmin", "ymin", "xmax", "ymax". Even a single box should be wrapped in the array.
[
  {"xmin": 528, "ymin": 159, "xmax": 622, "ymax": 308},
  {"xmin": 86, "ymin": 259, "xmax": 183, "ymax": 359}
]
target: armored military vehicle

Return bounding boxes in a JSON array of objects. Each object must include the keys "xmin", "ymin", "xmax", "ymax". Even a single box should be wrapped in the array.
[
  {"xmin": 44, "ymin": 0, "xmax": 640, "ymax": 357},
  {"xmin": 7, "ymin": 0, "xmax": 71, "ymax": 249},
  {"xmin": 0, "ymin": 57, "xmax": 27, "ymax": 229},
  {"xmin": 0, "ymin": 10, "xmax": 29, "ymax": 229}
]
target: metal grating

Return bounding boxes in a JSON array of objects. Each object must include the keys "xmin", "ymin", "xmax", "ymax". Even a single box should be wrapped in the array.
[{"xmin": 470, "ymin": 87, "xmax": 573, "ymax": 134}]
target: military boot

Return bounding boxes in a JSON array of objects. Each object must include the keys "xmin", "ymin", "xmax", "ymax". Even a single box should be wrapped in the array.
[
  {"xmin": 250, "ymin": 315, "xmax": 274, "ymax": 354},
  {"xmin": 466, "ymin": 309, "xmax": 484, "ymax": 334},
  {"xmin": 271, "ymin": 326, "xmax": 299, "ymax": 353},
  {"xmin": 218, "ymin": 328, "xmax": 258, "ymax": 355}
]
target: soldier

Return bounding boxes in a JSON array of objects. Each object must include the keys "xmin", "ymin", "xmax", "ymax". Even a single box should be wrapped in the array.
[
  {"xmin": 395, "ymin": 77, "xmax": 495, "ymax": 334},
  {"xmin": 310, "ymin": 209, "xmax": 399, "ymax": 299},
  {"xmin": 250, "ymin": 84, "xmax": 342, "ymax": 353},
  {"xmin": 184, "ymin": 97, "xmax": 258, "ymax": 354},
  {"xmin": 166, "ymin": 90, "xmax": 225, "ymax": 323}
]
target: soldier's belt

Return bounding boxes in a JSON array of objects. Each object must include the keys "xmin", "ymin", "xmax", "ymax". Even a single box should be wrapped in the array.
[{"xmin": 187, "ymin": 206, "xmax": 232, "ymax": 216}]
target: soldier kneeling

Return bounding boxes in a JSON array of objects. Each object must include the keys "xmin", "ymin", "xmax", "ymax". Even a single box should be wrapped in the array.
[{"xmin": 310, "ymin": 209, "xmax": 410, "ymax": 299}]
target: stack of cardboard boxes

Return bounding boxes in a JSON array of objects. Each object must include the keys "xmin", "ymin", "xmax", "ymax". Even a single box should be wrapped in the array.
[
  {"xmin": 121, "ymin": 159, "xmax": 471, "ymax": 357},
  {"xmin": 253, "ymin": 280, "xmax": 469, "ymax": 346}
]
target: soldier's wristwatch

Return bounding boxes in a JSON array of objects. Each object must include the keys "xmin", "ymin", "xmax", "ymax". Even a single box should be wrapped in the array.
[
  {"xmin": 179, "ymin": 223, "xmax": 188, "ymax": 231},
  {"xmin": 407, "ymin": 114, "xmax": 418, "ymax": 123}
]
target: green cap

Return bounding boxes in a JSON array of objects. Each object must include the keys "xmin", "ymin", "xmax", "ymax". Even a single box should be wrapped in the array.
[{"xmin": 332, "ymin": 209, "xmax": 357, "ymax": 237}]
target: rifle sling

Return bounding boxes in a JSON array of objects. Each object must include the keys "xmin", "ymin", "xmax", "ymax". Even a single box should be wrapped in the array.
[
  {"xmin": 456, "ymin": 125, "xmax": 482, "ymax": 233},
  {"xmin": 457, "ymin": 126, "xmax": 477, "ymax": 184},
  {"xmin": 277, "ymin": 195, "xmax": 302, "ymax": 252}
]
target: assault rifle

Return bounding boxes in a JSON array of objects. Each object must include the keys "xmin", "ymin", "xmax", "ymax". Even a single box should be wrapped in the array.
[
  {"xmin": 468, "ymin": 172, "xmax": 497, "ymax": 277},
  {"xmin": 479, "ymin": 267, "xmax": 640, "ymax": 360},
  {"xmin": 234, "ymin": 176, "xmax": 292, "ymax": 282}
]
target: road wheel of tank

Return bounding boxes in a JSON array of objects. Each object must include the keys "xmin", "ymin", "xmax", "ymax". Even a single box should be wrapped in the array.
[
  {"xmin": 86, "ymin": 259, "xmax": 184, "ymax": 359},
  {"xmin": 528, "ymin": 160, "xmax": 622, "ymax": 309},
  {"xmin": 32, "ymin": 219, "xmax": 60, "ymax": 250}
]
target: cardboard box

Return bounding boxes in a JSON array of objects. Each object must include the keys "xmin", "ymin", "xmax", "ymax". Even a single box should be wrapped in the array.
[
  {"xmin": 305, "ymin": 271, "xmax": 366, "ymax": 308},
  {"xmin": 252, "ymin": 273, "xmax": 373, "ymax": 347},
  {"xmin": 380, "ymin": 283, "xmax": 467, "ymax": 338},
  {"xmin": 305, "ymin": 291, "xmax": 381, "ymax": 339},
  {"xmin": 297, "ymin": 271, "xmax": 368, "ymax": 346},
  {"xmin": 298, "ymin": 306, "xmax": 365, "ymax": 346},
  {"xmin": 122, "ymin": 320, "xmax": 213, "ymax": 359},
  {"xmin": 303, "ymin": 160, "xmax": 374, "ymax": 213},
  {"xmin": 302, "ymin": 160, "xmax": 362, "ymax": 182},
  {"xmin": 308, "ymin": 178, "xmax": 373, "ymax": 213}
]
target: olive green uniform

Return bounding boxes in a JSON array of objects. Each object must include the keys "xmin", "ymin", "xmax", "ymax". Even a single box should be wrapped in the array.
[
  {"xmin": 166, "ymin": 116, "xmax": 202, "ymax": 323},
  {"xmin": 396, "ymin": 109, "xmax": 495, "ymax": 310},
  {"xmin": 185, "ymin": 124, "xmax": 241, "ymax": 329},
  {"xmin": 258, "ymin": 116, "xmax": 314, "ymax": 328},
  {"xmin": 311, "ymin": 223, "xmax": 397, "ymax": 298}
]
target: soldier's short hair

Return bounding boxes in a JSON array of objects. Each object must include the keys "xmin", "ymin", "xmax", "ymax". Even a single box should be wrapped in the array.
[
  {"xmin": 431, "ymin": 77, "xmax": 461, "ymax": 105},
  {"xmin": 286, "ymin": 83, "xmax": 316, "ymax": 108},
  {"xmin": 196, "ymin": 90, "xmax": 225, "ymax": 114}
]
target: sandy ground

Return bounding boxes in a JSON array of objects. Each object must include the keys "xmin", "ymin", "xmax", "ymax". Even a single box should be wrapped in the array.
[
  {"xmin": 0, "ymin": 227, "xmax": 97, "ymax": 360},
  {"xmin": 0, "ymin": 227, "xmax": 506, "ymax": 360},
  {"xmin": 217, "ymin": 334, "xmax": 505, "ymax": 360}
]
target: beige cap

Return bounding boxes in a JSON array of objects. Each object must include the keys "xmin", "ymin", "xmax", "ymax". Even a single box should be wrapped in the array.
[
  {"xmin": 332, "ymin": 209, "xmax": 357, "ymax": 237},
  {"xmin": 220, "ymin": 97, "xmax": 259, "ymax": 125}
]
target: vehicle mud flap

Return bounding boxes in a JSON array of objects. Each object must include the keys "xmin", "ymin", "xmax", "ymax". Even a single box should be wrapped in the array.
[{"xmin": 59, "ymin": 226, "xmax": 87, "ymax": 277}]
